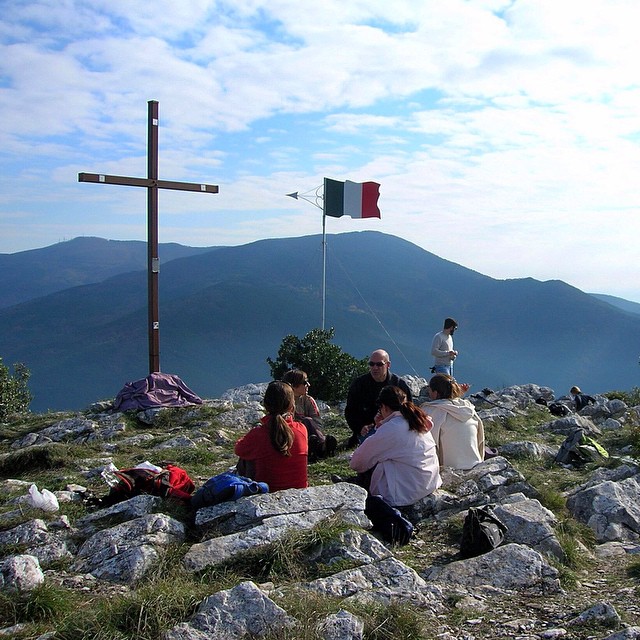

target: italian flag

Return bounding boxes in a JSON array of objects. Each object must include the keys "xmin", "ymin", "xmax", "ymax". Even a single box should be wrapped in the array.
[{"xmin": 323, "ymin": 178, "xmax": 381, "ymax": 219}]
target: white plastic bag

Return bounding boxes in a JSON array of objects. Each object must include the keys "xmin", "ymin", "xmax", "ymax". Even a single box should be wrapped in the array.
[
  {"xmin": 28, "ymin": 484, "xmax": 60, "ymax": 512},
  {"xmin": 134, "ymin": 461, "xmax": 163, "ymax": 472},
  {"xmin": 100, "ymin": 462, "xmax": 120, "ymax": 488}
]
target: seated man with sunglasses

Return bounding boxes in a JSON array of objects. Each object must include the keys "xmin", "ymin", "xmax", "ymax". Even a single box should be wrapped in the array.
[{"xmin": 344, "ymin": 349, "xmax": 412, "ymax": 448}]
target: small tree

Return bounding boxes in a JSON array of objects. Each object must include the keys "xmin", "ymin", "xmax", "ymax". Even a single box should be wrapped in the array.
[
  {"xmin": 267, "ymin": 328, "xmax": 368, "ymax": 403},
  {"xmin": 0, "ymin": 358, "xmax": 33, "ymax": 420}
]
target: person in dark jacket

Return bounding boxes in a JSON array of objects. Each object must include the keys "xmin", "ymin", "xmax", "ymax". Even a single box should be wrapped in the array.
[
  {"xmin": 570, "ymin": 386, "xmax": 596, "ymax": 412},
  {"xmin": 344, "ymin": 349, "xmax": 412, "ymax": 448}
]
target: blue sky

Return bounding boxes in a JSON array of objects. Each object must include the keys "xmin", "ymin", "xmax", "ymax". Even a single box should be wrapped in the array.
[{"xmin": 2, "ymin": 0, "xmax": 640, "ymax": 302}]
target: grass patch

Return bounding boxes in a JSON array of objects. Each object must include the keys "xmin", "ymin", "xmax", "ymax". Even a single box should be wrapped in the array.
[
  {"xmin": 627, "ymin": 556, "xmax": 640, "ymax": 580},
  {"xmin": 0, "ymin": 445, "xmax": 70, "ymax": 478},
  {"xmin": 0, "ymin": 582, "xmax": 79, "ymax": 628},
  {"xmin": 263, "ymin": 594, "xmax": 429, "ymax": 640}
]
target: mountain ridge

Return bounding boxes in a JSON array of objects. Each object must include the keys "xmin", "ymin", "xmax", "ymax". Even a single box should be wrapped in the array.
[{"xmin": 1, "ymin": 232, "xmax": 638, "ymax": 412}]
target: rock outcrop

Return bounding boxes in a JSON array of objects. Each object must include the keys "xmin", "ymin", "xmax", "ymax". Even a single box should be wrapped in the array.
[{"xmin": 1, "ymin": 382, "xmax": 640, "ymax": 639}]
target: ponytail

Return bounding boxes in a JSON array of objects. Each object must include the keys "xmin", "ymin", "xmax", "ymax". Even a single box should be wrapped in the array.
[
  {"xmin": 263, "ymin": 381, "xmax": 296, "ymax": 456},
  {"xmin": 268, "ymin": 414, "xmax": 295, "ymax": 456},
  {"xmin": 377, "ymin": 385, "xmax": 432, "ymax": 433}
]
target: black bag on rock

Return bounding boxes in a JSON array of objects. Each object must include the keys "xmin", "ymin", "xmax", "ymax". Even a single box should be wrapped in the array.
[{"xmin": 460, "ymin": 505, "xmax": 507, "ymax": 558}]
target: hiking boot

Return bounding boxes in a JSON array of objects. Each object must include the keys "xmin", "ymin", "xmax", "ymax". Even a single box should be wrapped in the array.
[
  {"xmin": 325, "ymin": 435, "xmax": 338, "ymax": 457},
  {"xmin": 346, "ymin": 434, "xmax": 359, "ymax": 449}
]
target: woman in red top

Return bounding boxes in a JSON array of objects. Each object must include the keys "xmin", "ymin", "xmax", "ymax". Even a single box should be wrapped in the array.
[{"xmin": 235, "ymin": 381, "xmax": 308, "ymax": 492}]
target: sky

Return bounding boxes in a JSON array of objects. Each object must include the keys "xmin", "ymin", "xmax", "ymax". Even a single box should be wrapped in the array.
[{"xmin": 1, "ymin": 0, "xmax": 640, "ymax": 302}]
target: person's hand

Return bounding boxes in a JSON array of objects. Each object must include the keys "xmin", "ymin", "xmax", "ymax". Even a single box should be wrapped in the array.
[
  {"xmin": 460, "ymin": 383, "xmax": 471, "ymax": 394},
  {"xmin": 360, "ymin": 424, "xmax": 373, "ymax": 436}
]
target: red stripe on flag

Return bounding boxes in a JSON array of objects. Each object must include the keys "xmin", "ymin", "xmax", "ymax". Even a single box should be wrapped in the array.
[{"xmin": 360, "ymin": 182, "xmax": 381, "ymax": 218}]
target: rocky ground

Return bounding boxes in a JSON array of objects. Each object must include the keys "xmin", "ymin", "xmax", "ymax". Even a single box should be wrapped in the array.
[
  {"xmin": 1, "ymin": 380, "xmax": 640, "ymax": 639},
  {"xmin": 396, "ymin": 518, "xmax": 640, "ymax": 639}
]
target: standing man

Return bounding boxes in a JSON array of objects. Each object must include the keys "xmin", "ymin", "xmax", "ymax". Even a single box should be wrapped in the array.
[
  {"xmin": 431, "ymin": 318, "xmax": 458, "ymax": 376},
  {"xmin": 344, "ymin": 349, "xmax": 412, "ymax": 448}
]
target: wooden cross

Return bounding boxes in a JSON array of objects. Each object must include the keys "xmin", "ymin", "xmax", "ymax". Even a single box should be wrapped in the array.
[{"xmin": 78, "ymin": 100, "xmax": 218, "ymax": 374}]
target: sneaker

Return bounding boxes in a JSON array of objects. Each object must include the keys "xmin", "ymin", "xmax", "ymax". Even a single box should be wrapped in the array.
[{"xmin": 330, "ymin": 474, "xmax": 345, "ymax": 484}]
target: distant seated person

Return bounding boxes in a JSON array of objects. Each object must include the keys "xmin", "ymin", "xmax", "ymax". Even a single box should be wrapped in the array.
[
  {"xmin": 349, "ymin": 385, "xmax": 442, "ymax": 507},
  {"xmin": 345, "ymin": 349, "xmax": 412, "ymax": 448},
  {"xmin": 570, "ymin": 386, "xmax": 596, "ymax": 412},
  {"xmin": 422, "ymin": 374, "xmax": 484, "ymax": 470},
  {"xmin": 282, "ymin": 369, "xmax": 337, "ymax": 461},
  {"xmin": 234, "ymin": 381, "xmax": 308, "ymax": 492}
]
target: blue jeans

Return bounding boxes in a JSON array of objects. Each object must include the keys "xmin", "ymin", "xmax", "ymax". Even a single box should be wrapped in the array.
[{"xmin": 433, "ymin": 364, "xmax": 452, "ymax": 376}]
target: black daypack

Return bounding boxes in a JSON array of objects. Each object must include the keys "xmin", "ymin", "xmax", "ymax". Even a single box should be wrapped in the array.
[
  {"xmin": 460, "ymin": 505, "xmax": 507, "ymax": 558},
  {"xmin": 365, "ymin": 494, "xmax": 414, "ymax": 546},
  {"xmin": 548, "ymin": 402, "xmax": 570, "ymax": 417}
]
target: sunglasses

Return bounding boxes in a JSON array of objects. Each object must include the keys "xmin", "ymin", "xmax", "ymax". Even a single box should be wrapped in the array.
[{"xmin": 369, "ymin": 361, "xmax": 386, "ymax": 367}]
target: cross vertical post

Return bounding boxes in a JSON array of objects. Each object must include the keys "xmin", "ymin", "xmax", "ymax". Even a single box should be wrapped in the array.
[
  {"xmin": 78, "ymin": 100, "xmax": 219, "ymax": 374},
  {"xmin": 148, "ymin": 100, "xmax": 160, "ymax": 373}
]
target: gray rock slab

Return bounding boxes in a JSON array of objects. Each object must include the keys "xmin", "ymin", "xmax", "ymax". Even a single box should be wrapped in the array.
[
  {"xmin": 185, "ymin": 509, "xmax": 335, "ymax": 572},
  {"xmin": 195, "ymin": 483, "xmax": 370, "ymax": 533},
  {"xmin": 302, "ymin": 556, "xmax": 444, "ymax": 610},
  {"xmin": 162, "ymin": 580, "xmax": 295, "ymax": 640},
  {"xmin": 72, "ymin": 513, "xmax": 185, "ymax": 583},
  {"xmin": 0, "ymin": 554, "xmax": 44, "ymax": 592},
  {"xmin": 493, "ymin": 499, "xmax": 566, "ymax": 561},
  {"xmin": 75, "ymin": 494, "xmax": 162, "ymax": 537},
  {"xmin": 424, "ymin": 543, "xmax": 562, "ymax": 594},
  {"xmin": 566, "ymin": 474, "xmax": 640, "ymax": 542}
]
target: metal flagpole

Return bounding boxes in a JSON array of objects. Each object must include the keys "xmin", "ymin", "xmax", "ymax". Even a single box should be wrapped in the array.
[{"xmin": 321, "ymin": 202, "xmax": 327, "ymax": 330}]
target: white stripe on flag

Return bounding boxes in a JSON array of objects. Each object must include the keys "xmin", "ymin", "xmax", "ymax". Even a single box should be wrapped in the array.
[{"xmin": 343, "ymin": 180, "xmax": 363, "ymax": 218}]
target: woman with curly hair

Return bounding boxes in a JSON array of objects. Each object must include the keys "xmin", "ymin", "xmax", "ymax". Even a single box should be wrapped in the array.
[
  {"xmin": 349, "ymin": 385, "xmax": 441, "ymax": 506},
  {"xmin": 235, "ymin": 381, "xmax": 308, "ymax": 492},
  {"xmin": 422, "ymin": 373, "xmax": 484, "ymax": 470}
]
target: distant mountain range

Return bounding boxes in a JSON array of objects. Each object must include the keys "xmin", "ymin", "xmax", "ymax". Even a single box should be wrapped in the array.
[
  {"xmin": 1, "ymin": 233, "xmax": 639, "ymax": 412},
  {"xmin": 589, "ymin": 293, "xmax": 640, "ymax": 316}
]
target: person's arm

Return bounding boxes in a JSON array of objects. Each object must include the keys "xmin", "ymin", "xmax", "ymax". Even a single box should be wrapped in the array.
[
  {"xmin": 430, "ymin": 333, "xmax": 445, "ymax": 358},
  {"xmin": 350, "ymin": 428, "xmax": 388, "ymax": 472},
  {"xmin": 303, "ymin": 395, "xmax": 320, "ymax": 418},
  {"xmin": 234, "ymin": 426, "xmax": 260, "ymax": 459}
]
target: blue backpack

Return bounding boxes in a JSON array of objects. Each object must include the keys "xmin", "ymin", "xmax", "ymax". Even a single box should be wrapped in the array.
[{"xmin": 191, "ymin": 472, "xmax": 269, "ymax": 510}]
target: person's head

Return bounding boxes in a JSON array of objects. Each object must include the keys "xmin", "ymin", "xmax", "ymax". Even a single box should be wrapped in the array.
[
  {"xmin": 263, "ymin": 381, "xmax": 295, "ymax": 416},
  {"xmin": 443, "ymin": 317, "xmax": 458, "ymax": 334},
  {"xmin": 376, "ymin": 385, "xmax": 432, "ymax": 433},
  {"xmin": 376, "ymin": 385, "xmax": 407, "ymax": 414},
  {"xmin": 570, "ymin": 386, "xmax": 581, "ymax": 395},
  {"xmin": 429, "ymin": 373, "xmax": 462, "ymax": 400},
  {"xmin": 263, "ymin": 381, "xmax": 295, "ymax": 456},
  {"xmin": 282, "ymin": 369, "xmax": 310, "ymax": 398},
  {"xmin": 368, "ymin": 349, "xmax": 390, "ymax": 382}
]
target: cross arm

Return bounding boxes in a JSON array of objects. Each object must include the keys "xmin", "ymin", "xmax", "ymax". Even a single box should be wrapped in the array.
[{"xmin": 78, "ymin": 172, "xmax": 219, "ymax": 193}]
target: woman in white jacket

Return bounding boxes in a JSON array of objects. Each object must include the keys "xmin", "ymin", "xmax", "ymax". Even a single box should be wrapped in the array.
[
  {"xmin": 349, "ymin": 385, "xmax": 442, "ymax": 506},
  {"xmin": 422, "ymin": 374, "xmax": 485, "ymax": 470}
]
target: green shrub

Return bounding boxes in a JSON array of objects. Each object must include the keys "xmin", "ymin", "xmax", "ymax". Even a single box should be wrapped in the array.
[
  {"xmin": 0, "ymin": 358, "xmax": 32, "ymax": 420},
  {"xmin": 267, "ymin": 328, "xmax": 368, "ymax": 403},
  {"xmin": 604, "ymin": 386, "xmax": 640, "ymax": 406}
]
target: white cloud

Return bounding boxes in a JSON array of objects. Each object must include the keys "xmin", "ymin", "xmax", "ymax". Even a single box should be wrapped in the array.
[{"xmin": 1, "ymin": 0, "xmax": 639, "ymax": 301}]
